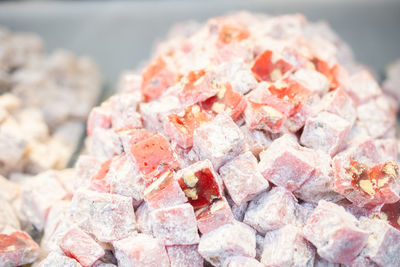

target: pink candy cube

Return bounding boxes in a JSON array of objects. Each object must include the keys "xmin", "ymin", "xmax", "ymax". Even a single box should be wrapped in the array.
[
  {"xmin": 220, "ymin": 151, "xmax": 269, "ymax": 205},
  {"xmin": 113, "ymin": 234, "xmax": 170, "ymax": 267},
  {"xmin": 109, "ymin": 93, "xmax": 142, "ymax": 131},
  {"xmin": 196, "ymin": 197, "xmax": 234, "ymax": 234},
  {"xmin": 150, "ymin": 203, "xmax": 200, "ymax": 245},
  {"xmin": 300, "ymin": 111, "xmax": 351, "ymax": 156},
  {"xmin": 166, "ymin": 245, "xmax": 203, "ymax": 267},
  {"xmin": 60, "ymin": 226, "xmax": 105, "ymax": 267},
  {"xmin": 193, "ymin": 114, "xmax": 246, "ymax": 170},
  {"xmin": 346, "ymin": 70, "xmax": 381, "ymax": 105},
  {"xmin": 258, "ymin": 134, "xmax": 315, "ymax": 191},
  {"xmin": 244, "ymin": 187, "xmax": 300, "ymax": 234},
  {"xmin": 198, "ymin": 222, "xmax": 256, "ymax": 266},
  {"xmin": 143, "ymin": 169, "xmax": 187, "ymax": 209},
  {"xmin": 303, "ymin": 200, "xmax": 369, "ymax": 264},
  {"xmin": 87, "ymin": 105, "xmax": 112, "ymax": 136},
  {"xmin": 319, "ymin": 87, "xmax": 356, "ymax": 125},
  {"xmin": 261, "ymin": 225, "xmax": 315, "ymax": 267},
  {"xmin": 70, "ymin": 189, "xmax": 135, "ymax": 242},
  {"xmin": 0, "ymin": 230, "xmax": 40, "ymax": 267}
]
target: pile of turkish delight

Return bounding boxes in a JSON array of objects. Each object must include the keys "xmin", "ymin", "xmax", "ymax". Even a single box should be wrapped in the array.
[
  {"xmin": 0, "ymin": 26, "xmax": 102, "ymax": 176},
  {"xmin": 3, "ymin": 12, "xmax": 400, "ymax": 267}
]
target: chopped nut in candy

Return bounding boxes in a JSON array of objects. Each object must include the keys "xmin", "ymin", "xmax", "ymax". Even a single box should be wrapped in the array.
[{"xmin": 3, "ymin": 11, "xmax": 400, "ymax": 267}]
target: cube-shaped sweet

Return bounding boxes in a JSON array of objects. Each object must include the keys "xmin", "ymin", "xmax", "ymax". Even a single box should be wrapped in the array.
[
  {"xmin": 294, "ymin": 151, "xmax": 343, "ymax": 204},
  {"xmin": 0, "ymin": 230, "xmax": 39, "ymax": 267},
  {"xmin": 198, "ymin": 222, "xmax": 256, "ymax": 266},
  {"xmin": 143, "ymin": 169, "xmax": 187, "ymax": 209},
  {"xmin": 109, "ymin": 93, "xmax": 142, "ymax": 131},
  {"xmin": 89, "ymin": 158, "xmax": 112, "ymax": 193},
  {"xmin": 356, "ymin": 95, "xmax": 397, "ymax": 138},
  {"xmin": 126, "ymin": 133, "xmax": 179, "ymax": 177},
  {"xmin": 175, "ymin": 159, "xmax": 223, "ymax": 210},
  {"xmin": 251, "ymin": 50, "xmax": 293, "ymax": 82},
  {"xmin": 300, "ymin": 111, "xmax": 351, "ymax": 156},
  {"xmin": 220, "ymin": 151, "xmax": 269, "ymax": 206},
  {"xmin": 355, "ymin": 217, "xmax": 400, "ymax": 266},
  {"xmin": 346, "ymin": 70, "xmax": 381, "ymax": 105},
  {"xmin": 150, "ymin": 203, "xmax": 199, "ymax": 245},
  {"xmin": 244, "ymin": 100, "xmax": 286, "ymax": 133},
  {"xmin": 293, "ymin": 68, "xmax": 329, "ymax": 95},
  {"xmin": 70, "ymin": 189, "xmax": 135, "ymax": 242},
  {"xmin": 166, "ymin": 245, "xmax": 204, "ymax": 267},
  {"xmin": 141, "ymin": 56, "xmax": 176, "ymax": 101},
  {"xmin": 223, "ymin": 256, "xmax": 264, "ymax": 267},
  {"xmin": 87, "ymin": 105, "xmax": 112, "ymax": 136},
  {"xmin": 258, "ymin": 134, "xmax": 315, "ymax": 191},
  {"xmin": 38, "ymin": 252, "xmax": 81, "ymax": 267},
  {"xmin": 319, "ymin": 87, "xmax": 356, "ymax": 125},
  {"xmin": 87, "ymin": 128, "xmax": 122, "ymax": 160},
  {"xmin": 21, "ymin": 170, "xmax": 67, "ymax": 231},
  {"xmin": 261, "ymin": 225, "xmax": 315, "ymax": 267},
  {"xmin": 74, "ymin": 155, "xmax": 102, "ymax": 190},
  {"xmin": 303, "ymin": 200, "xmax": 369, "ymax": 264},
  {"xmin": 243, "ymin": 187, "xmax": 300, "ymax": 234},
  {"xmin": 193, "ymin": 114, "xmax": 246, "ymax": 170},
  {"xmin": 135, "ymin": 202, "xmax": 152, "ymax": 235},
  {"xmin": 240, "ymin": 126, "xmax": 272, "ymax": 157},
  {"xmin": 196, "ymin": 197, "xmax": 234, "ymax": 234},
  {"xmin": 164, "ymin": 104, "xmax": 211, "ymax": 149},
  {"xmin": 113, "ymin": 233, "xmax": 170, "ymax": 267},
  {"xmin": 60, "ymin": 226, "xmax": 105, "ymax": 267}
]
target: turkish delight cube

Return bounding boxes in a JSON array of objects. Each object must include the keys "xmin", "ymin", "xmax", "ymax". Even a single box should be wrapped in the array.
[
  {"xmin": 220, "ymin": 151, "xmax": 269, "ymax": 205},
  {"xmin": 244, "ymin": 187, "xmax": 300, "ymax": 234},
  {"xmin": 223, "ymin": 256, "xmax": 264, "ymax": 267},
  {"xmin": 198, "ymin": 221, "xmax": 256, "ymax": 266},
  {"xmin": 60, "ymin": 226, "xmax": 105, "ymax": 267},
  {"xmin": 87, "ymin": 128, "xmax": 122, "ymax": 160},
  {"xmin": 135, "ymin": 202, "xmax": 152, "ymax": 235},
  {"xmin": 175, "ymin": 159, "xmax": 223, "ymax": 210},
  {"xmin": 143, "ymin": 169, "xmax": 187, "ymax": 209},
  {"xmin": 70, "ymin": 189, "xmax": 135, "ymax": 242},
  {"xmin": 319, "ymin": 87, "xmax": 356, "ymax": 125},
  {"xmin": 261, "ymin": 225, "xmax": 315, "ymax": 267},
  {"xmin": 0, "ymin": 230, "xmax": 39, "ymax": 266},
  {"xmin": 303, "ymin": 200, "xmax": 369, "ymax": 264},
  {"xmin": 193, "ymin": 113, "xmax": 246, "ymax": 170},
  {"xmin": 240, "ymin": 126, "xmax": 272, "ymax": 157},
  {"xmin": 346, "ymin": 70, "xmax": 381, "ymax": 105},
  {"xmin": 293, "ymin": 68, "xmax": 329, "ymax": 95},
  {"xmin": 74, "ymin": 155, "xmax": 102, "ymax": 190},
  {"xmin": 244, "ymin": 99, "xmax": 286, "ymax": 133},
  {"xmin": 300, "ymin": 111, "xmax": 351, "ymax": 156},
  {"xmin": 166, "ymin": 245, "xmax": 204, "ymax": 267},
  {"xmin": 87, "ymin": 105, "xmax": 112, "ymax": 136},
  {"xmin": 354, "ymin": 217, "xmax": 400, "ymax": 267},
  {"xmin": 150, "ymin": 203, "xmax": 199, "ymax": 245},
  {"xmin": 112, "ymin": 233, "xmax": 170, "ymax": 267},
  {"xmin": 258, "ymin": 134, "xmax": 315, "ymax": 191},
  {"xmin": 196, "ymin": 197, "xmax": 234, "ymax": 234},
  {"xmin": 294, "ymin": 151, "xmax": 343, "ymax": 204},
  {"xmin": 38, "ymin": 252, "xmax": 82, "ymax": 267},
  {"xmin": 109, "ymin": 93, "xmax": 142, "ymax": 131},
  {"xmin": 21, "ymin": 170, "xmax": 67, "ymax": 231}
]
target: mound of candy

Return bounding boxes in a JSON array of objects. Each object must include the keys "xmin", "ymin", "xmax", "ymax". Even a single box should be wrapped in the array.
[{"xmin": 3, "ymin": 12, "xmax": 400, "ymax": 267}]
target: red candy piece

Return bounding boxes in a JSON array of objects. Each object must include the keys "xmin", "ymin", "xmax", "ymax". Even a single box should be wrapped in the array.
[
  {"xmin": 128, "ymin": 134, "xmax": 179, "ymax": 176},
  {"xmin": 218, "ymin": 24, "xmax": 250, "ymax": 44},
  {"xmin": 178, "ymin": 69, "xmax": 217, "ymax": 105},
  {"xmin": 251, "ymin": 50, "xmax": 293, "ymax": 82},
  {"xmin": 199, "ymin": 83, "xmax": 247, "ymax": 121},
  {"xmin": 0, "ymin": 231, "xmax": 39, "ymax": 266},
  {"xmin": 380, "ymin": 201, "xmax": 400, "ymax": 230},
  {"xmin": 177, "ymin": 160, "xmax": 223, "ymax": 210},
  {"xmin": 90, "ymin": 158, "xmax": 112, "ymax": 193},
  {"xmin": 141, "ymin": 56, "xmax": 175, "ymax": 101},
  {"xmin": 311, "ymin": 57, "xmax": 341, "ymax": 90},
  {"xmin": 164, "ymin": 104, "xmax": 212, "ymax": 149}
]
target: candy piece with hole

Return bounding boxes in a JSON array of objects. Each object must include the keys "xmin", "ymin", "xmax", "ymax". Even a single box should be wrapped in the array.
[
  {"xmin": 196, "ymin": 197, "xmax": 234, "ymax": 234},
  {"xmin": 261, "ymin": 225, "xmax": 315, "ymax": 267},
  {"xmin": 193, "ymin": 114, "xmax": 246, "ymax": 170},
  {"xmin": 143, "ymin": 169, "xmax": 187, "ymax": 209},
  {"xmin": 198, "ymin": 222, "xmax": 256, "ymax": 267},
  {"xmin": 300, "ymin": 111, "xmax": 351, "ymax": 156},
  {"xmin": 303, "ymin": 200, "xmax": 369, "ymax": 264},
  {"xmin": 166, "ymin": 245, "xmax": 203, "ymax": 267},
  {"xmin": 258, "ymin": 134, "xmax": 315, "ymax": 191},
  {"xmin": 220, "ymin": 151, "xmax": 269, "ymax": 206},
  {"xmin": 70, "ymin": 189, "xmax": 135, "ymax": 242},
  {"xmin": 244, "ymin": 187, "xmax": 300, "ymax": 234},
  {"xmin": 0, "ymin": 230, "xmax": 39, "ymax": 266},
  {"xmin": 60, "ymin": 226, "xmax": 105, "ymax": 267},
  {"xmin": 150, "ymin": 203, "xmax": 199, "ymax": 245},
  {"xmin": 112, "ymin": 233, "xmax": 170, "ymax": 267},
  {"xmin": 176, "ymin": 159, "xmax": 223, "ymax": 210}
]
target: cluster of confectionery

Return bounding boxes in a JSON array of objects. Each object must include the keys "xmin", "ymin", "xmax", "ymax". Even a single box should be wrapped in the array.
[{"xmin": 2, "ymin": 12, "xmax": 400, "ymax": 267}]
